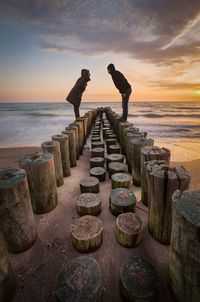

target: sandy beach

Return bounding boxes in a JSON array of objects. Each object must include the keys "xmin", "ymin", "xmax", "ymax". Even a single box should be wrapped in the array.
[{"xmin": 0, "ymin": 145, "xmax": 199, "ymax": 301}]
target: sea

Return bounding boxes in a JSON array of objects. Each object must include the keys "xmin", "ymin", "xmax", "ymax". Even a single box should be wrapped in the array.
[{"xmin": 0, "ymin": 101, "xmax": 200, "ymax": 162}]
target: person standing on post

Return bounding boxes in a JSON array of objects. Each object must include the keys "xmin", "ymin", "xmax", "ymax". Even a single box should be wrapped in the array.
[
  {"xmin": 66, "ymin": 69, "xmax": 91, "ymax": 118},
  {"xmin": 107, "ymin": 63, "xmax": 132, "ymax": 122}
]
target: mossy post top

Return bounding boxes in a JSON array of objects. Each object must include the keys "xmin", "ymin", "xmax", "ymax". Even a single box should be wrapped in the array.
[
  {"xmin": 173, "ymin": 189, "xmax": 200, "ymax": 227},
  {"xmin": 109, "ymin": 188, "xmax": 136, "ymax": 206},
  {"xmin": 18, "ymin": 152, "xmax": 53, "ymax": 167},
  {"xmin": 0, "ymin": 167, "xmax": 26, "ymax": 189}
]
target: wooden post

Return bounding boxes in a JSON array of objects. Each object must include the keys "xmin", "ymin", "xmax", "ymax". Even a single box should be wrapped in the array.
[
  {"xmin": 106, "ymin": 154, "xmax": 124, "ymax": 169},
  {"xmin": 130, "ymin": 137, "xmax": 154, "ymax": 186},
  {"xmin": 141, "ymin": 146, "xmax": 171, "ymax": 206},
  {"xmin": 55, "ymin": 256, "xmax": 102, "ymax": 302},
  {"xmin": 168, "ymin": 190, "xmax": 200, "ymax": 302},
  {"xmin": 52, "ymin": 134, "xmax": 71, "ymax": 177},
  {"xmin": 120, "ymin": 257, "xmax": 159, "ymax": 301},
  {"xmin": 148, "ymin": 165, "xmax": 190, "ymax": 244},
  {"xmin": 91, "ymin": 147, "xmax": 105, "ymax": 158},
  {"xmin": 70, "ymin": 215, "xmax": 103, "ymax": 253},
  {"xmin": 111, "ymin": 173, "xmax": 132, "ymax": 189},
  {"xmin": 19, "ymin": 152, "xmax": 58, "ymax": 214},
  {"xmin": 62, "ymin": 130, "xmax": 76, "ymax": 167},
  {"xmin": 68, "ymin": 124, "xmax": 80, "ymax": 159},
  {"xmin": 41, "ymin": 140, "xmax": 64, "ymax": 187},
  {"xmin": 90, "ymin": 167, "xmax": 106, "ymax": 182},
  {"xmin": 76, "ymin": 117, "xmax": 86, "ymax": 145},
  {"xmin": 108, "ymin": 162, "xmax": 128, "ymax": 178},
  {"xmin": 109, "ymin": 188, "xmax": 136, "ymax": 216},
  {"xmin": 76, "ymin": 193, "xmax": 101, "ymax": 216},
  {"xmin": 91, "ymin": 142, "xmax": 104, "ymax": 149},
  {"xmin": 73, "ymin": 121, "xmax": 84, "ymax": 154},
  {"xmin": 90, "ymin": 157, "xmax": 105, "ymax": 168},
  {"xmin": 106, "ymin": 138, "xmax": 117, "ymax": 154},
  {"xmin": 108, "ymin": 144, "xmax": 121, "ymax": 154},
  {"xmin": 0, "ymin": 168, "xmax": 37, "ymax": 252},
  {"xmin": 0, "ymin": 233, "xmax": 16, "ymax": 301},
  {"xmin": 80, "ymin": 176, "xmax": 100, "ymax": 194}
]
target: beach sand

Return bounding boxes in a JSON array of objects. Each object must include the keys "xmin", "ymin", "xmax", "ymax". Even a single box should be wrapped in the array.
[{"xmin": 0, "ymin": 145, "xmax": 199, "ymax": 302}]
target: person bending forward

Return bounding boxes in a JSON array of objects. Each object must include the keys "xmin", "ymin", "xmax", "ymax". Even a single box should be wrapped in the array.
[
  {"xmin": 66, "ymin": 69, "xmax": 91, "ymax": 118},
  {"xmin": 107, "ymin": 63, "xmax": 132, "ymax": 122}
]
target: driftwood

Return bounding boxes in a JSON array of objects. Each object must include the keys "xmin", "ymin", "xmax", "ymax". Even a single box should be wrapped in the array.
[
  {"xmin": 148, "ymin": 165, "xmax": 190, "ymax": 244},
  {"xmin": 90, "ymin": 157, "xmax": 105, "ymax": 168},
  {"xmin": 55, "ymin": 256, "xmax": 102, "ymax": 302},
  {"xmin": 41, "ymin": 140, "xmax": 64, "ymax": 187},
  {"xmin": 130, "ymin": 137, "xmax": 154, "ymax": 186},
  {"xmin": 80, "ymin": 176, "xmax": 100, "ymax": 194},
  {"xmin": 90, "ymin": 167, "xmax": 106, "ymax": 182},
  {"xmin": 70, "ymin": 215, "xmax": 103, "ymax": 253},
  {"xmin": 120, "ymin": 257, "xmax": 159, "ymax": 301},
  {"xmin": 141, "ymin": 146, "xmax": 171, "ymax": 206},
  {"xmin": 62, "ymin": 129, "xmax": 76, "ymax": 167},
  {"xmin": 19, "ymin": 152, "xmax": 58, "ymax": 214},
  {"xmin": 76, "ymin": 193, "xmax": 101, "ymax": 216},
  {"xmin": 111, "ymin": 173, "xmax": 132, "ymax": 189},
  {"xmin": 168, "ymin": 190, "xmax": 200, "ymax": 302},
  {"xmin": 108, "ymin": 162, "xmax": 128, "ymax": 178},
  {"xmin": 116, "ymin": 212, "xmax": 143, "ymax": 247},
  {"xmin": 0, "ymin": 233, "xmax": 16, "ymax": 301},
  {"xmin": 52, "ymin": 134, "xmax": 71, "ymax": 177},
  {"xmin": 109, "ymin": 188, "xmax": 136, "ymax": 216},
  {"xmin": 0, "ymin": 168, "xmax": 37, "ymax": 253}
]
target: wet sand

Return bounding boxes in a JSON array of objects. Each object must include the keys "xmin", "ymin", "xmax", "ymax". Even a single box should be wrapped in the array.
[{"xmin": 0, "ymin": 145, "xmax": 199, "ymax": 301}]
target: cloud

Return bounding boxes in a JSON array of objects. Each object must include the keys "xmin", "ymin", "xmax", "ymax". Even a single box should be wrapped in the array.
[{"xmin": 1, "ymin": 0, "xmax": 200, "ymax": 66}]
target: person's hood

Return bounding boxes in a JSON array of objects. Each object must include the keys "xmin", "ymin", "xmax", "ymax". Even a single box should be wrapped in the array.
[
  {"xmin": 81, "ymin": 69, "xmax": 91, "ymax": 81},
  {"xmin": 107, "ymin": 63, "xmax": 115, "ymax": 74}
]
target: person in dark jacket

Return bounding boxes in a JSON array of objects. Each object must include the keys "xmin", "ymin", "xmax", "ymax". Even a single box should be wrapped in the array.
[
  {"xmin": 107, "ymin": 63, "xmax": 132, "ymax": 121},
  {"xmin": 66, "ymin": 69, "xmax": 91, "ymax": 118}
]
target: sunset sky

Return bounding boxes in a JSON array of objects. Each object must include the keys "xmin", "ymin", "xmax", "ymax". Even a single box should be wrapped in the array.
[{"xmin": 0, "ymin": 0, "xmax": 200, "ymax": 103}]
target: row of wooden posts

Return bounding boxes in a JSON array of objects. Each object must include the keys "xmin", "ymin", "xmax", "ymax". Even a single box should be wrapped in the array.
[{"xmin": 0, "ymin": 107, "xmax": 199, "ymax": 302}]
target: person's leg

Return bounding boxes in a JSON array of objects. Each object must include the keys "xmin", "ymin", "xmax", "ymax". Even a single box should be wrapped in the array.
[
  {"xmin": 122, "ymin": 88, "xmax": 131, "ymax": 121},
  {"xmin": 74, "ymin": 105, "xmax": 80, "ymax": 118}
]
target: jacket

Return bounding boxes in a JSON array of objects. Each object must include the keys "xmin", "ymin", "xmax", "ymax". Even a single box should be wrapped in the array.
[
  {"xmin": 107, "ymin": 63, "xmax": 131, "ymax": 94},
  {"xmin": 66, "ymin": 69, "xmax": 90, "ymax": 106}
]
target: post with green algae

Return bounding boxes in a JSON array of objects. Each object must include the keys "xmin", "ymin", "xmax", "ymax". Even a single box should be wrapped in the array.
[
  {"xmin": 52, "ymin": 134, "xmax": 71, "ymax": 177},
  {"xmin": 0, "ymin": 233, "xmax": 16, "ymax": 302},
  {"xmin": 0, "ymin": 168, "xmax": 37, "ymax": 253},
  {"xmin": 41, "ymin": 140, "xmax": 64, "ymax": 187},
  {"xmin": 168, "ymin": 190, "xmax": 200, "ymax": 302},
  {"xmin": 19, "ymin": 152, "xmax": 58, "ymax": 214}
]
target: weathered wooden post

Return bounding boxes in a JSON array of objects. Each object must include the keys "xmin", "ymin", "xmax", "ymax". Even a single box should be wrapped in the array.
[
  {"xmin": 108, "ymin": 144, "xmax": 121, "ymax": 154},
  {"xmin": 111, "ymin": 173, "xmax": 132, "ymax": 189},
  {"xmin": 109, "ymin": 188, "xmax": 136, "ymax": 216},
  {"xmin": 90, "ymin": 167, "xmax": 106, "ymax": 182},
  {"xmin": 168, "ymin": 190, "xmax": 200, "ymax": 302},
  {"xmin": 19, "ymin": 152, "xmax": 58, "ymax": 214},
  {"xmin": 141, "ymin": 146, "xmax": 171, "ymax": 206},
  {"xmin": 106, "ymin": 154, "xmax": 124, "ymax": 169},
  {"xmin": 76, "ymin": 117, "xmax": 86, "ymax": 145},
  {"xmin": 120, "ymin": 257, "xmax": 159, "ymax": 301},
  {"xmin": 73, "ymin": 121, "xmax": 84, "ymax": 154},
  {"xmin": 70, "ymin": 215, "xmax": 103, "ymax": 252},
  {"xmin": 90, "ymin": 157, "xmax": 105, "ymax": 168},
  {"xmin": 0, "ymin": 233, "xmax": 16, "ymax": 302},
  {"xmin": 68, "ymin": 124, "xmax": 80, "ymax": 159},
  {"xmin": 52, "ymin": 134, "xmax": 71, "ymax": 177},
  {"xmin": 126, "ymin": 131, "xmax": 146, "ymax": 172},
  {"xmin": 76, "ymin": 193, "xmax": 101, "ymax": 216},
  {"xmin": 108, "ymin": 162, "xmax": 128, "ymax": 178},
  {"xmin": 41, "ymin": 140, "xmax": 64, "ymax": 187},
  {"xmin": 62, "ymin": 130, "xmax": 76, "ymax": 167},
  {"xmin": 0, "ymin": 168, "xmax": 37, "ymax": 252},
  {"xmin": 106, "ymin": 138, "xmax": 117, "ymax": 154},
  {"xmin": 91, "ymin": 141, "xmax": 104, "ymax": 149},
  {"xmin": 91, "ymin": 147, "xmax": 104, "ymax": 158},
  {"xmin": 130, "ymin": 137, "xmax": 154, "ymax": 186},
  {"xmin": 55, "ymin": 256, "xmax": 102, "ymax": 302},
  {"xmin": 148, "ymin": 165, "xmax": 190, "ymax": 244},
  {"xmin": 80, "ymin": 176, "xmax": 100, "ymax": 194}
]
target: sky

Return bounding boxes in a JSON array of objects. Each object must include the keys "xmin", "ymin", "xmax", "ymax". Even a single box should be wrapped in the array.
[{"xmin": 0, "ymin": 0, "xmax": 200, "ymax": 103}]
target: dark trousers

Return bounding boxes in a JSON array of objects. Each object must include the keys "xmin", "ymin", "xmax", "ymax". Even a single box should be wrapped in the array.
[
  {"xmin": 122, "ymin": 88, "xmax": 132, "ymax": 121},
  {"xmin": 74, "ymin": 105, "xmax": 80, "ymax": 118}
]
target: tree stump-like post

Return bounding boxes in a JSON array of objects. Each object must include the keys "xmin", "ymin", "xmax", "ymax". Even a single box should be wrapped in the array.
[
  {"xmin": 141, "ymin": 146, "xmax": 171, "ymax": 206},
  {"xmin": 106, "ymin": 138, "xmax": 117, "ymax": 154},
  {"xmin": 148, "ymin": 165, "xmax": 190, "ymax": 244},
  {"xmin": 76, "ymin": 193, "xmax": 101, "ymax": 216},
  {"xmin": 108, "ymin": 144, "xmax": 121, "ymax": 154},
  {"xmin": 41, "ymin": 140, "xmax": 64, "ymax": 187},
  {"xmin": 111, "ymin": 173, "xmax": 132, "ymax": 189},
  {"xmin": 80, "ymin": 176, "xmax": 100, "ymax": 193},
  {"xmin": 91, "ymin": 137, "xmax": 101, "ymax": 143},
  {"xmin": 0, "ymin": 233, "xmax": 16, "ymax": 301},
  {"xmin": 73, "ymin": 121, "xmax": 84, "ymax": 154},
  {"xmin": 108, "ymin": 162, "xmax": 128, "ymax": 178},
  {"xmin": 70, "ymin": 215, "xmax": 103, "ymax": 253},
  {"xmin": 0, "ymin": 168, "xmax": 37, "ymax": 252},
  {"xmin": 90, "ymin": 157, "xmax": 105, "ymax": 168},
  {"xmin": 90, "ymin": 167, "xmax": 106, "ymax": 182},
  {"xmin": 130, "ymin": 137, "xmax": 154, "ymax": 186},
  {"xmin": 66, "ymin": 125, "xmax": 79, "ymax": 159},
  {"xmin": 91, "ymin": 147, "xmax": 105, "ymax": 158},
  {"xmin": 52, "ymin": 134, "xmax": 71, "ymax": 177},
  {"xmin": 168, "ymin": 190, "xmax": 200, "ymax": 302},
  {"xmin": 120, "ymin": 257, "xmax": 159, "ymax": 301},
  {"xmin": 19, "ymin": 152, "xmax": 58, "ymax": 214},
  {"xmin": 76, "ymin": 117, "xmax": 86, "ymax": 144},
  {"xmin": 116, "ymin": 212, "xmax": 143, "ymax": 247},
  {"xmin": 109, "ymin": 188, "xmax": 136, "ymax": 216},
  {"xmin": 62, "ymin": 129, "xmax": 76, "ymax": 167},
  {"xmin": 106, "ymin": 154, "xmax": 124, "ymax": 169},
  {"xmin": 91, "ymin": 142, "xmax": 104, "ymax": 149},
  {"xmin": 55, "ymin": 256, "xmax": 102, "ymax": 302}
]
